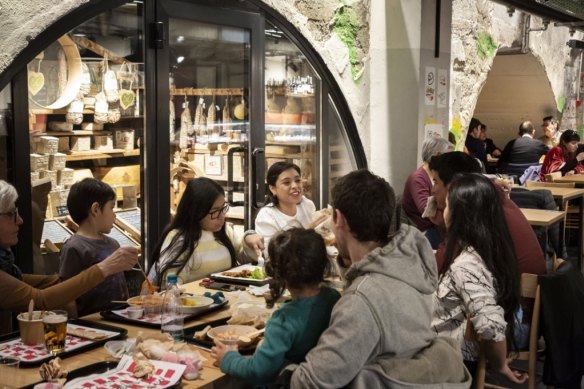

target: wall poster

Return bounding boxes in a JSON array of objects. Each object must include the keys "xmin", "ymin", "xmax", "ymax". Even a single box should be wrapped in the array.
[{"xmin": 425, "ymin": 67, "xmax": 436, "ymax": 106}]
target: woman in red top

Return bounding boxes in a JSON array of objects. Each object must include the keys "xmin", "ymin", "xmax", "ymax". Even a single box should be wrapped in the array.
[{"xmin": 540, "ymin": 129, "xmax": 584, "ymax": 181}]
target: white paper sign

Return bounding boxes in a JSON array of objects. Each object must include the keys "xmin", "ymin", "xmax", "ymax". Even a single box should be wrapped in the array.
[
  {"xmin": 425, "ymin": 67, "xmax": 436, "ymax": 106},
  {"xmin": 437, "ymin": 69, "xmax": 448, "ymax": 108}
]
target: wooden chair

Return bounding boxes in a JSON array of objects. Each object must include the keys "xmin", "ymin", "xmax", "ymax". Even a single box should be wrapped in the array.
[{"xmin": 469, "ymin": 273, "xmax": 541, "ymax": 389}]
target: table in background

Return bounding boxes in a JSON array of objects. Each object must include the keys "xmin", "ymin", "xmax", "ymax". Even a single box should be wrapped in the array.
[
  {"xmin": 514, "ymin": 186, "xmax": 584, "ymax": 268},
  {"xmin": 3, "ymin": 284, "xmax": 248, "ymax": 388}
]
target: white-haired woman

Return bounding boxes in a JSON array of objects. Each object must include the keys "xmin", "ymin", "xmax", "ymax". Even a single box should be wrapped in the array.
[
  {"xmin": 0, "ymin": 180, "xmax": 139, "ymax": 333},
  {"xmin": 401, "ymin": 136, "xmax": 454, "ymax": 249}
]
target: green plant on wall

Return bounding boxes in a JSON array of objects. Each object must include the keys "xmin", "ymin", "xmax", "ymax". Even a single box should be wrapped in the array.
[
  {"xmin": 557, "ymin": 96, "xmax": 565, "ymax": 112},
  {"xmin": 476, "ymin": 32, "xmax": 497, "ymax": 60},
  {"xmin": 333, "ymin": 3, "xmax": 363, "ymax": 82}
]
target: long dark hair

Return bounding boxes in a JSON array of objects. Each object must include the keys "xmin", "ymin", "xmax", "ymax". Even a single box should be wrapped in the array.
[
  {"xmin": 149, "ymin": 177, "xmax": 237, "ymax": 285},
  {"xmin": 559, "ymin": 129, "xmax": 580, "ymax": 161},
  {"xmin": 442, "ymin": 173, "xmax": 520, "ymax": 350},
  {"xmin": 266, "ymin": 161, "xmax": 301, "ymax": 205}
]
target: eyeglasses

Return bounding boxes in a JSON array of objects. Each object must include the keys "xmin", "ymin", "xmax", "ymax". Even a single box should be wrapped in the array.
[
  {"xmin": 0, "ymin": 207, "xmax": 18, "ymax": 223},
  {"xmin": 208, "ymin": 203, "xmax": 230, "ymax": 219}
]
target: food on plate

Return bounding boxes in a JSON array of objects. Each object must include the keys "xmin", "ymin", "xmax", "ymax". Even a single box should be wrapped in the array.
[
  {"xmin": 39, "ymin": 357, "xmax": 67, "ymax": 384},
  {"xmin": 66, "ymin": 327, "xmax": 107, "ymax": 340},
  {"xmin": 127, "ymin": 293, "xmax": 164, "ymax": 307},
  {"xmin": 193, "ymin": 325, "xmax": 212, "ymax": 340},
  {"xmin": 221, "ymin": 267, "xmax": 265, "ymax": 279},
  {"xmin": 181, "ymin": 297, "xmax": 199, "ymax": 306},
  {"xmin": 132, "ymin": 353, "xmax": 155, "ymax": 378},
  {"xmin": 134, "ymin": 332, "xmax": 205, "ymax": 380}
]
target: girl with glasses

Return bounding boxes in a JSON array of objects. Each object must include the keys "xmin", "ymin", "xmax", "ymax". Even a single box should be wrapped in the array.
[{"xmin": 148, "ymin": 177, "xmax": 261, "ymax": 287}]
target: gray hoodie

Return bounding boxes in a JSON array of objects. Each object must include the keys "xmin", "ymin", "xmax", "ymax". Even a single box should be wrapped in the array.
[{"xmin": 291, "ymin": 224, "xmax": 469, "ymax": 388}]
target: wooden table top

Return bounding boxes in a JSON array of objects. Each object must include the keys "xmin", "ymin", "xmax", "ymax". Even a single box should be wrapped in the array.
[
  {"xmin": 513, "ymin": 185, "xmax": 584, "ymax": 201},
  {"xmin": 2, "ymin": 283, "xmax": 247, "ymax": 388},
  {"xmin": 520, "ymin": 208, "xmax": 566, "ymax": 227},
  {"xmin": 552, "ymin": 174, "xmax": 584, "ymax": 185}
]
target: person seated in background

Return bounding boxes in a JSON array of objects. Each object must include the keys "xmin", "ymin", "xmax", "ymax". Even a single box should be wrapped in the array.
[
  {"xmin": 290, "ymin": 170, "xmax": 470, "ymax": 388},
  {"xmin": 0, "ymin": 179, "xmax": 138, "ymax": 332},
  {"xmin": 59, "ymin": 178, "xmax": 131, "ymax": 316},
  {"xmin": 539, "ymin": 116, "xmax": 561, "ymax": 148},
  {"xmin": 148, "ymin": 177, "xmax": 261, "ymax": 287},
  {"xmin": 479, "ymin": 123, "xmax": 501, "ymax": 158},
  {"xmin": 432, "ymin": 173, "xmax": 526, "ymax": 385},
  {"xmin": 429, "ymin": 152, "xmax": 546, "ymax": 276},
  {"xmin": 253, "ymin": 162, "xmax": 326, "ymax": 256},
  {"xmin": 540, "ymin": 129, "xmax": 584, "ymax": 181},
  {"xmin": 402, "ymin": 136, "xmax": 454, "ymax": 249},
  {"xmin": 498, "ymin": 121, "xmax": 548, "ymax": 178},
  {"xmin": 465, "ymin": 117, "xmax": 488, "ymax": 170},
  {"xmin": 211, "ymin": 229, "xmax": 340, "ymax": 386}
]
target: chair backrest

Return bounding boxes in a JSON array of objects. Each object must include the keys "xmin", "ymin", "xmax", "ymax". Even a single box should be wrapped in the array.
[
  {"xmin": 470, "ymin": 273, "xmax": 541, "ymax": 389},
  {"xmin": 545, "ymin": 172, "xmax": 562, "ymax": 182},
  {"xmin": 525, "ymin": 180, "xmax": 575, "ymax": 188}
]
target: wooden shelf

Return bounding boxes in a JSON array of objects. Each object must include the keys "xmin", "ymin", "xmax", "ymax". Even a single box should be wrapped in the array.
[
  {"xmin": 65, "ymin": 149, "xmax": 139, "ymax": 161},
  {"xmin": 33, "ymin": 130, "xmax": 112, "ymax": 137},
  {"xmin": 171, "ymin": 88, "xmax": 243, "ymax": 96}
]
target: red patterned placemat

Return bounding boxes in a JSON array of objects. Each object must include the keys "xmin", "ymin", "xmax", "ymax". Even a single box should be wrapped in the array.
[
  {"xmin": 64, "ymin": 355, "xmax": 185, "ymax": 388},
  {"xmin": 0, "ymin": 323, "xmax": 119, "ymax": 363}
]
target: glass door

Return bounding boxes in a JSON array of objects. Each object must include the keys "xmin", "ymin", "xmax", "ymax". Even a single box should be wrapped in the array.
[{"xmin": 158, "ymin": 1, "xmax": 264, "ymax": 234}]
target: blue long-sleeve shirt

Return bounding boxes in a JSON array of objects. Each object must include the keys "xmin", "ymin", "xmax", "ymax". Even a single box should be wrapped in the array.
[{"xmin": 221, "ymin": 286, "xmax": 340, "ymax": 384}]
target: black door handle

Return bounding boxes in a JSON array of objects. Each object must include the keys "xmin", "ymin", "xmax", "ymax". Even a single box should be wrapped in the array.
[
  {"xmin": 227, "ymin": 146, "xmax": 247, "ymax": 206},
  {"xmin": 251, "ymin": 147, "xmax": 265, "ymax": 208}
]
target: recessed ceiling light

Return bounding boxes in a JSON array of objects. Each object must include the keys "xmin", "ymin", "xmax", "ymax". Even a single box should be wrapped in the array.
[
  {"xmin": 176, "ymin": 35, "xmax": 185, "ymax": 43},
  {"xmin": 177, "ymin": 56, "xmax": 185, "ymax": 63}
]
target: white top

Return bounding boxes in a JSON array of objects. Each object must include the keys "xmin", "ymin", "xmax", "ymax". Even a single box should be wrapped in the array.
[
  {"xmin": 431, "ymin": 247, "xmax": 507, "ymax": 361},
  {"xmin": 148, "ymin": 224, "xmax": 250, "ymax": 286},
  {"xmin": 254, "ymin": 196, "xmax": 316, "ymax": 255}
]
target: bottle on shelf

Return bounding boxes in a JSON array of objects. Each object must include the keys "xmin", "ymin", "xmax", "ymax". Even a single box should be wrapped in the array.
[{"xmin": 161, "ymin": 274, "xmax": 184, "ymax": 341}]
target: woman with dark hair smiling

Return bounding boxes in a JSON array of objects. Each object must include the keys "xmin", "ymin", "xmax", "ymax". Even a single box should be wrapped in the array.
[
  {"xmin": 254, "ymin": 162, "xmax": 325, "ymax": 255},
  {"xmin": 148, "ymin": 177, "xmax": 261, "ymax": 286},
  {"xmin": 540, "ymin": 129, "xmax": 584, "ymax": 181},
  {"xmin": 432, "ymin": 173, "xmax": 526, "ymax": 385}
]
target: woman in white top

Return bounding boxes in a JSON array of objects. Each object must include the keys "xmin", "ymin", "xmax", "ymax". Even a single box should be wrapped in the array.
[
  {"xmin": 254, "ymin": 162, "xmax": 324, "ymax": 255},
  {"xmin": 148, "ymin": 177, "xmax": 260, "ymax": 286},
  {"xmin": 432, "ymin": 173, "xmax": 526, "ymax": 385}
]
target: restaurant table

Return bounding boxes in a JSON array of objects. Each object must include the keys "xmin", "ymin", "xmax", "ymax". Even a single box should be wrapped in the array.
[
  {"xmin": 513, "ymin": 186, "xmax": 584, "ymax": 268},
  {"xmin": 551, "ymin": 174, "xmax": 584, "ymax": 186},
  {"xmin": 3, "ymin": 283, "xmax": 251, "ymax": 388},
  {"xmin": 520, "ymin": 208, "xmax": 566, "ymax": 271}
]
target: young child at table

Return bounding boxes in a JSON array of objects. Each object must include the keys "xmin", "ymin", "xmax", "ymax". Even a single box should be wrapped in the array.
[
  {"xmin": 59, "ymin": 178, "xmax": 128, "ymax": 316},
  {"xmin": 210, "ymin": 228, "xmax": 340, "ymax": 385}
]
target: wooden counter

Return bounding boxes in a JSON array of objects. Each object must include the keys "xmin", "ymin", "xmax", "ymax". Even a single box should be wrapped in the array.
[{"xmin": 2, "ymin": 284, "xmax": 247, "ymax": 388}]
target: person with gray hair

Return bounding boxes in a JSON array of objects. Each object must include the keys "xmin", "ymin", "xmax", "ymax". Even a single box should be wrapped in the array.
[
  {"xmin": 402, "ymin": 135, "xmax": 454, "ymax": 249},
  {"xmin": 0, "ymin": 180, "xmax": 139, "ymax": 334}
]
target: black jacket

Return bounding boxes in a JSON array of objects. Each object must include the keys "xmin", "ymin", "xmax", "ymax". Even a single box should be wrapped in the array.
[{"xmin": 539, "ymin": 261, "xmax": 584, "ymax": 388}]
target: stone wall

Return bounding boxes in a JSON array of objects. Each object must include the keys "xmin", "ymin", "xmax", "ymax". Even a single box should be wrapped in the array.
[{"xmin": 451, "ymin": 0, "xmax": 583, "ymax": 145}]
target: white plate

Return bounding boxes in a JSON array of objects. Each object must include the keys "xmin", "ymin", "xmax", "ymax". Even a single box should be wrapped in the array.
[
  {"xmin": 104, "ymin": 338, "xmax": 135, "ymax": 358},
  {"xmin": 211, "ymin": 264, "xmax": 270, "ymax": 285},
  {"xmin": 179, "ymin": 295, "xmax": 214, "ymax": 314},
  {"xmin": 207, "ymin": 324, "xmax": 258, "ymax": 345}
]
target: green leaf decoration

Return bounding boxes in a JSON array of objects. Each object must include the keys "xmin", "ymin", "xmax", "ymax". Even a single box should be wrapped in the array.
[
  {"xmin": 557, "ymin": 96, "xmax": 565, "ymax": 112},
  {"xmin": 476, "ymin": 32, "xmax": 498, "ymax": 60}
]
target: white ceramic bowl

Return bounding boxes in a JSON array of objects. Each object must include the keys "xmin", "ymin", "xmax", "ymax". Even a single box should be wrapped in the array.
[
  {"xmin": 207, "ymin": 324, "xmax": 257, "ymax": 345},
  {"xmin": 180, "ymin": 295, "xmax": 214, "ymax": 314},
  {"xmin": 126, "ymin": 306, "xmax": 144, "ymax": 319}
]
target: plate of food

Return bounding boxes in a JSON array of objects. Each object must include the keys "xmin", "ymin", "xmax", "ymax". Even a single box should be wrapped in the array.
[
  {"xmin": 126, "ymin": 294, "xmax": 213, "ymax": 315},
  {"xmin": 210, "ymin": 264, "xmax": 269, "ymax": 285},
  {"xmin": 185, "ymin": 318, "xmax": 262, "ymax": 353}
]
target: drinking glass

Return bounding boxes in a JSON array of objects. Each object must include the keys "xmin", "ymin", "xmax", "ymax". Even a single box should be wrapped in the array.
[
  {"xmin": 43, "ymin": 310, "xmax": 68, "ymax": 356},
  {"xmin": 0, "ymin": 357, "xmax": 22, "ymax": 389}
]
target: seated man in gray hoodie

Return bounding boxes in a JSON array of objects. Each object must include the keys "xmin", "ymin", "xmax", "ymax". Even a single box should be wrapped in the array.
[{"xmin": 290, "ymin": 169, "xmax": 470, "ymax": 389}]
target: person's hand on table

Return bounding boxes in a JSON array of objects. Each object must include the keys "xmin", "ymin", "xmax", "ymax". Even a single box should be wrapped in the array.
[
  {"xmin": 97, "ymin": 247, "xmax": 140, "ymax": 277},
  {"xmin": 210, "ymin": 340, "xmax": 238, "ymax": 367},
  {"xmin": 307, "ymin": 213, "xmax": 328, "ymax": 229},
  {"xmin": 244, "ymin": 233, "xmax": 264, "ymax": 255}
]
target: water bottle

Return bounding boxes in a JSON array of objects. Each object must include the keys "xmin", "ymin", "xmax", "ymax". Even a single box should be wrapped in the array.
[{"xmin": 161, "ymin": 274, "xmax": 184, "ymax": 341}]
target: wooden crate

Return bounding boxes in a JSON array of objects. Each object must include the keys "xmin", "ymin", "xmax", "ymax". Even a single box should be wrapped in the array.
[
  {"xmin": 30, "ymin": 153, "xmax": 49, "ymax": 171},
  {"xmin": 37, "ymin": 136, "xmax": 59, "ymax": 154},
  {"xmin": 94, "ymin": 165, "xmax": 141, "ymax": 200},
  {"xmin": 58, "ymin": 168, "xmax": 74, "ymax": 186},
  {"xmin": 58, "ymin": 137, "xmax": 70, "ymax": 152},
  {"xmin": 94, "ymin": 134, "xmax": 113, "ymax": 151},
  {"xmin": 49, "ymin": 153, "xmax": 66, "ymax": 171},
  {"xmin": 114, "ymin": 129, "xmax": 135, "ymax": 150},
  {"xmin": 39, "ymin": 170, "xmax": 58, "ymax": 189},
  {"xmin": 70, "ymin": 136, "xmax": 91, "ymax": 151}
]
